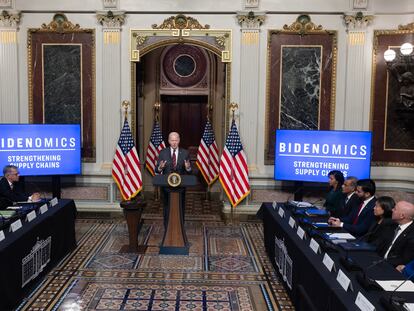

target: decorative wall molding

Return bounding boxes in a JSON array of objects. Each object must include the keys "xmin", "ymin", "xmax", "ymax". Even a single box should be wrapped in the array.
[
  {"xmin": 40, "ymin": 13, "xmax": 80, "ymax": 33},
  {"xmin": 130, "ymin": 15, "xmax": 231, "ymax": 63},
  {"xmin": 282, "ymin": 14, "xmax": 327, "ymax": 36},
  {"xmin": 343, "ymin": 12, "xmax": 374, "ymax": 31},
  {"xmin": 152, "ymin": 14, "xmax": 209, "ymax": 30},
  {"xmin": 0, "ymin": 10, "xmax": 20, "ymax": 28},
  {"xmin": 102, "ymin": 0, "xmax": 118, "ymax": 9},
  {"xmin": 398, "ymin": 22, "xmax": 414, "ymax": 31},
  {"xmin": 96, "ymin": 10, "xmax": 125, "ymax": 28},
  {"xmin": 236, "ymin": 11, "xmax": 266, "ymax": 29}
]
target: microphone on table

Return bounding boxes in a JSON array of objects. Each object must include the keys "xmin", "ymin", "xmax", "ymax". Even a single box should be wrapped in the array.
[
  {"xmin": 340, "ymin": 250, "xmax": 363, "ymax": 271},
  {"xmin": 285, "ymin": 186, "xmax": 304, "ymax": 205},
  {"xmin": 357, "ymin": 256, "xmax": 397, "ymax": 290},
  {"xmin": 380, "ymin": 271, "xmax": 414, "ymax": 311}
]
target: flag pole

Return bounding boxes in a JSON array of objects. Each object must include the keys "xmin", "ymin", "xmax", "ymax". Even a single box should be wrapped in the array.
[
  {"xmin": 205, "ymin": 103, "xmax": 213, "ymax": 202},
  {"xmin": 154, "ymin": 102, "xmax": 161, "ymax": 202},
  {"xmin": 122, "ymin": 100, "xmax": 129, "ymax": 121},
  {"xmin": 229, "ymin": 102, "xmax": 239, "ymax": 225}
]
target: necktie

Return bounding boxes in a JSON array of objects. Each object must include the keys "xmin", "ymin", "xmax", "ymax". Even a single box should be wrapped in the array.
[
  {"xmin": 385, "ymin": 226, "xmax": 401, "ymax": 258},
  {"xmin": 10, "ymin": 183, "xmax": 13, "ymax": 190},
  {"xmin": 172, "ymin": 149, "xmax": 177, "ymax": 169},
  {"xmin": 352, "ymin": 202, "xmax": 364, "ymax": 225}
]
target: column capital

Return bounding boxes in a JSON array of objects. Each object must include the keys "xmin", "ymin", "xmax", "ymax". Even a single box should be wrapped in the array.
[
  {"xmin": 236, "ymin": 11, "xmax": 266, "ymax": 30},
  {"xmin": 343, "ymin": 12, "xmax": 374, "ymax": 31},
  {"xmin": 96, "ymin": 10, "xmax": 125, "ymax": 29},
  {"xmin": 0, "ymin": 10, "xmax": 21, "ymax": 28}
]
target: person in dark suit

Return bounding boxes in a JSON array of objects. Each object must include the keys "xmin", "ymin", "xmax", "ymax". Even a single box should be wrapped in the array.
[
  {"xmin": 155, "ymin": 132, "xmax": 192, "ymax": 228},
  {"xmin": 341, "ymin": 176, "xmax": 360, "ymax": 217},
  {"xmin": 155, "ymin": 132, "xmax": 192, "ymax": 175},
  {"xmin": 364, "ymin": 196, "xmax": 397, "ymax": 250},
  {"xmin": 328, "ymin": 179, "xmax": 376, "ymax": 237},
  {"xmin": 323, "ymin": 170, "xmax": 345, "ymax": 217},
  {"xmin": 0, "ymin": 165, "xmax": 40, "ymax": 208},
  {"xmin": 378, "ymin": 200, "xmax": 414, "ymax": 267}
]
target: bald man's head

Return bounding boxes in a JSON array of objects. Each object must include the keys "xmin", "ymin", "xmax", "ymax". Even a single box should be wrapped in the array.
[{"xmin": 392, "ymin": 200, "xmax": 414, "ymax": 224}]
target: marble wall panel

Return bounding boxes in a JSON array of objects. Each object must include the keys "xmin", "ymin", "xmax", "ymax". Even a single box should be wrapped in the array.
[
  {"xmin": 280, "ymin": 46, "xmax": 321, "ymax": 129},
  {"xmin": 372, "ymin": 31, "xmax": 414, "ymax": 166},
  {"xmin": 28, "ymin": 29, "xmax": 95, "ymax": 161},
  {"xmin": 266, "ymin": 31, "xmax": 336, "ymax": 164},
  {"xmin": 43, "ymin": 45, "xmax": 81, "ymax": 124}
]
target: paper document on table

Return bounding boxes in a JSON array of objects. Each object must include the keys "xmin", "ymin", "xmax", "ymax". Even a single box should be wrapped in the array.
[
  {"xmin": 404, "ymin": 303, "xmax": 414, "ymax": 311},
  {"xmin": 375, "ymin": 280, "xmax": 414, "ymax": 292},
  {"xmin": 326, "ymin": 233, "xmax": 355, "ymax": 240}
]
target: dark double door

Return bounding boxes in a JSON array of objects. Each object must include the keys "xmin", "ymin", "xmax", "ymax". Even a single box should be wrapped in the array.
[{"xmin": 161, "ymin": 94, "xmax": 208, "ymax": 189}]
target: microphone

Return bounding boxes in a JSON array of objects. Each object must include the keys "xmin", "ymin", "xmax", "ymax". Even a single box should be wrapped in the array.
[
  {"xmin": 380, "ymin": 271, "xmax": 414, "ymax": 311},
  {"xmin": 285, "ymin": 186, "xmax": 304, "ymax": 205},
  {"xmin": 340, "ymin": 251, "xmax": 363, "ymax": 272},
  {"xmin": 356, "ymin": 256, "xmax": 397, "ymax": 290}
]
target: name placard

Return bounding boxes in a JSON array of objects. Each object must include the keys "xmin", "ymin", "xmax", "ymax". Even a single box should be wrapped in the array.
[
  {"xmin": 296, "ymin": 226, "xmax": 305, "ymax": 240},
  {"xmin": 337, "ymin": 269, "xmax": 351, "ymax": 291},
  {"xmin": 278, "ymin": 207, "xmax": 285, "ymax": 218},
  {"xmin": 40, "ymin": 204, "xmax": 48, "ymax": 214},
  {"xmin": 288, "ymin": 216, "xmax": 296, "ymax": 228},
  {"xmin": 355, "ymin": 292, "xmax": 375, "ymax": 311},
  {"xmin": 0, "ymin": 230, "xmax": 4, "ymax": 242},
  {"xmin": 323, "ymin": 253, "xmax": 335, "ymax": 272},
  {"xmin": 10, "ymin": 219, "xmax": 23, "ymax": 232},
  {"xmin": 50, "ymin": 197, "xmax": 58, "ymax": 207},
  {"xmin": 26, "ymin": 210, "xmax": 37, "ymax": 222},
  {"xmin": 309, "ymin": 238, "xmax": 320, "ymax": 254}
]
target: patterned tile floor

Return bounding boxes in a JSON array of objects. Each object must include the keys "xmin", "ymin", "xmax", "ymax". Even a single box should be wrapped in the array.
[{"xmin": 17, "ymin": 194, "xmax": 293, "ymax": 311}]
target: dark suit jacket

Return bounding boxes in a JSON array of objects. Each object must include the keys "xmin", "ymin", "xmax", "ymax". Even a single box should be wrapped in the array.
[
  {"xmin": 365, "ymin": 218, "xmax": 398, "ymax": 251},
  {"xmin": 340, "ymin": 197, "xmax": 376, "ymax": 237},
  {"xmin": 342, "ymin": 192, "xmax": 361, "ymax": 217},
  {"xmin": 155, "ymin": 147, "xmax": 192, "ymax": 175},
  {"xmin": 378, "ymin": 222, "xmax": 414, "ymax": 267},
  {"xmin": 0, "ymin": 177, "xmax": 29, "ymax": 203},
  {"xmin": 324, "ymin": 188, "xmax": 343, "ymax": 217}
]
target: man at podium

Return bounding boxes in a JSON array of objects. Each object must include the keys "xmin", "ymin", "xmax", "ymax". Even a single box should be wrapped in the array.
[
  {"xmin": 155, "ymin": 132, "xmax": 192, "ymax": 175},
  {"xmin": 155, "ymin": 132, "xmax": 192, "ymax": 229}
]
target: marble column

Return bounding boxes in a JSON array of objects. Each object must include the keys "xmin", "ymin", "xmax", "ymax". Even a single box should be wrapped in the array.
[
  {"xmin": 96, "ymin": 11, "xmax": 126, "ymax": 168},
  {"xmin": 343, "ymin": 12, "xmax": 374, "ymax": 130},
  {"xmin": 0, "ymin": 11, "xmax": 20, "ymax": 123},
  {"xmin": 236, "ymin": 12, "xmax": 266, "ymax": 172}
]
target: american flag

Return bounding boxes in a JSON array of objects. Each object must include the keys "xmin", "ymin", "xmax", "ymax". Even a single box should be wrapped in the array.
[
  {"xmin": 112, "ymin": 118, "xmax": 143, "ymax": 200},
  {"xmin": 196, "ymin": 120, "xmax": 219, "ymax": 185},
  {"xmin": 219, "ymin": 120, "xmax": 250, "ymax": 207},
  {"xmin": 145, "ymin": 121, "xmax": 166, "ymax": 176}
]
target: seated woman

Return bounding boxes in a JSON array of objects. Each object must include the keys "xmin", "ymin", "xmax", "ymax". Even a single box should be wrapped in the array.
[
  {"xmin": 323, "ymin": 170, "xmax": 344, "ymax": 217},
  {"xmin": 364, "ymin": 196, "xmax": 397, "ymax": 249}
]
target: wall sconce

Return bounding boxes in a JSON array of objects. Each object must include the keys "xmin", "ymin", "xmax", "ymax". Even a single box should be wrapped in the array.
[
  {"xmin": 384, "ymin": 42, "xmax": 413, "ymax": 62},
  {"xmin": 383, "ymin": 42, "xmax": 414, "ymax": 130}
]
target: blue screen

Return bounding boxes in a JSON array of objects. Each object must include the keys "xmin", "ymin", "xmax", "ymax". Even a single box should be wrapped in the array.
[
  {"xmin": 274, "ymin": 130, "xmax": 372, "ymax": 182},
  {"xmin": 0, "ymin": 124, "xmax": 81, "ymax": 176}
]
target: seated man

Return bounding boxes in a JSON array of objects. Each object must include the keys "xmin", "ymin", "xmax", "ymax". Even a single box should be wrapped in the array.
[
  {"xmin": 328, "ymin": 179, "xmax": 376, "ymax": 237},
  {"xmin": 378, "ymin": 201, "xmax": 414, "ymax": 267},
  {"xmin": 341, "ymin": 176, "xmax": 360, "ymax": 217},
  {"xmin": 0, "ymin": 165, "xmax": 40, "ymax": 205}
]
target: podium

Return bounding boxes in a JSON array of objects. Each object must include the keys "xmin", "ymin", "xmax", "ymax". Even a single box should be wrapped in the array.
[{"xmin": 153, "ymin": 174, "xmax": 197, "ymax": 255}]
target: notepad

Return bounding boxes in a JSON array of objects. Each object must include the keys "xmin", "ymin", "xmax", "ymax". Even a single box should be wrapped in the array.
[
  {"xmin": 0, "ymin": 210, "xmax": 16, "ymax": 218},
  {"xmin": 305, "ymin": 209, "xmax": 329, "ymax": 217},
  {"xmin": 326, "ymin": 233, "xmax": 355, "ymax": 240},
  {"xmin": 375, "ymin": 280, "xmax": 414, "ymax": 292}
]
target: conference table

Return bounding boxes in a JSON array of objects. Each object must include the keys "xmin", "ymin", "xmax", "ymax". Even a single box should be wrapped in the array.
[
  {"xmin": 0, "ymin": 199, "xmax": 77, "ymax": 310},
  {"xmin": 258, "ymin": 202, "xmax": 414, "ymax": 311}
]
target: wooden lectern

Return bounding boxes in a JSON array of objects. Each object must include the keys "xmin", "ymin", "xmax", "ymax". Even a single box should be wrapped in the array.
[{"xmin": 153, "ymin": 174, "xmax": 197, "ymax": 255}]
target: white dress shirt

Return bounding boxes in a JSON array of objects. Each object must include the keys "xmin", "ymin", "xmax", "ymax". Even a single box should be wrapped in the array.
[{"xmin": 384, "ymin": 220, "xmax": 413, "ymax": 259}]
